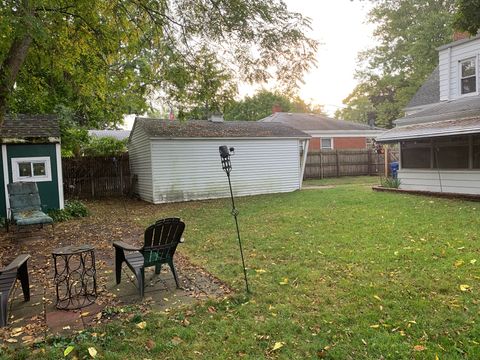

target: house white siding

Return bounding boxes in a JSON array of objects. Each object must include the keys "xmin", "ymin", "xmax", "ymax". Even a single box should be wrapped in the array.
[
  {"xmin": 128, "ymin": 127, "xmax": 153, "ymax": 202},
  {"xmin": 439, "ymin": 37, "xmax": 480, "ymax": 101},
  {"xmin": 150, "ymin": 139, "xmax": 301, "ymax": 203},
  {"xmin": 399, "ymin": 169, "xmax": 480, "ymax": 195}
]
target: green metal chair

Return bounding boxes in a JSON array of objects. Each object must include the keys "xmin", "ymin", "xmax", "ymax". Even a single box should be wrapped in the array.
[
  {"xmin": 0, "ymin": 254, "xmax": 31, "ymax": 327},
  {"xmin": 6, "ymin": 182, "xmax": 53, "ymax": 232},
  {"xmin": 113, "ymin": 218, "xmax": 185, "ymax": 297}
]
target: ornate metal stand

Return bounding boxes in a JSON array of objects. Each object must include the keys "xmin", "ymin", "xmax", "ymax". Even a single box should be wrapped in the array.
[
  {"xmin": 219, "ymin": 145, "xmax": 250, "ymax": 294},
  {"xmin": 52, "ymin": 245, "xmax": 97, "ymax": 310}
]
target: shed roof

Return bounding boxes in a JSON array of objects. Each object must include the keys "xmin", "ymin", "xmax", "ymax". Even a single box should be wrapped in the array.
[
  {"xmin": 405, "ymin": 66, "xmax": 440, "ymax": 109},
  {"xmin": 0, "ymin": 114, "xmax": 60, "ymax": 143},
  {"xmin": 259, "ymin": 112, "xmax": 381, "ymax": 132},
  {"xmin": 133, "ymin": 117, "xmax": 310, "ymax": 139}
]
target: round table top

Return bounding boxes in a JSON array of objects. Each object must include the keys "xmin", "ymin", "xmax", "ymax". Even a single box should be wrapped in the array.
[{"xmin": 52, "ymin": 244, "xmax": 95, "ymax": 255}]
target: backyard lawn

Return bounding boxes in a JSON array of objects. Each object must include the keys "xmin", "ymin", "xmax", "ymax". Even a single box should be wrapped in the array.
[{"xmin": 2, "ymin": 182, "xmax": 480, "ymax": 359}]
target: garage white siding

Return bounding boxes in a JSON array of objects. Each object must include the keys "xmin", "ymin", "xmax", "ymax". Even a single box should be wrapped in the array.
[
  {"xmin": 399, "ymin": 169, "xmax": 480, "ymax": 195},
  {"xmin": 128, "ymin": 127, "xmax": 153, "ymax": 202},
  {"xmin": 150, "ymin": 139, "xmax": 301, "ymax": 203}
]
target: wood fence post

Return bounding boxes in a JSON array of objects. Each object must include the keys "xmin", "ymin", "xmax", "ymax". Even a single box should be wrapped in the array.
[
  {"xmin": 367, "ymin": 150, "xmax": 372, "ymax": 176},
  {"xmin": 90, "ymin": 166, "xmax": 95, "ymax": 198},
  {"xmin": 320, "ymin": 151, "xmax": 323, "ymax": 179},
  {"xmin": 336, "ymin": 150, "xmax": 340, "ymax": 177}
]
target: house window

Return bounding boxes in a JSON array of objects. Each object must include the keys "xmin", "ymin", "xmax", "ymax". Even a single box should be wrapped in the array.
[
  {"xmin": 433, "ymin": 136, "xmax": 469, "ymax": 169},
  {"xmin": 401, "ymin": 140, "xmax": 432, "ymax": 169},
  {"xmin": 12, "ymin": 157, "xmax": 52, "ymax": 182},
  {"xmin": 321, "ymin": 138, "xmax": 333, "ymax": 149},
  {"xmin": 460, "ymin": 57, "xmax": 477, "ymax": 95}
]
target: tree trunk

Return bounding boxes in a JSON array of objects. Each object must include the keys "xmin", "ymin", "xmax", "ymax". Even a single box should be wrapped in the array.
[{"xmin": 0, "ymin": 33, "xmax": 33, "ymax": 121}]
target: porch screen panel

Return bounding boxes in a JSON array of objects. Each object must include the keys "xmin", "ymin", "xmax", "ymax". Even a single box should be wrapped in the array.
[
  {"xmin": 473, "ymin": 134, "xmax": 480, "ymax": 168},
  {"xmin": 433, "ymin": 136, "xmax": 469, "ymax": 169},
  {"xmin": 401, "ymin": 140, "xmax": 431, "ymax": 169}
]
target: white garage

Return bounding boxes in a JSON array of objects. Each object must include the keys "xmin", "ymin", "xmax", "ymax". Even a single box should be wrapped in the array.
[{"xmin": 128, "ymin": 117, "xmax": 310, "ymax": 204}]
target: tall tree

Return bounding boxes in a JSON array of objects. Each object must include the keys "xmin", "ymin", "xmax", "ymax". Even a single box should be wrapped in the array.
[
  {"xmin": 0, "ymin": 0, "xmax": 318, "ymax": 127},
  {"xmin": 224, "ymin": 89, "xmax": 324, "ymax": 121},
  {"xmin": 337, "ymin": 0, "xmax": 455, "ymax": 128},
  {"xmin": 454, "ymin": 0, "xmax": 480, "ymax": 34}
]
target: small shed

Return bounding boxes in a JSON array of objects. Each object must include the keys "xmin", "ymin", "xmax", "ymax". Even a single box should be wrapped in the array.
[
  {"xmin": 0, "ymin": 115, "xmax": 64, "ymax": 218},
  {"xmin": 129, "ymin": 117, "xmax": 310, "ymax": 204}
]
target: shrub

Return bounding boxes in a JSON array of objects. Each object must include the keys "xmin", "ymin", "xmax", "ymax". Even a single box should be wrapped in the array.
[
  {"xmin": 65, "ymin": 200, "xmax": 89, "ymax": 218},
  {"xmin": 380, "ymin": 177, "xmax": 401, "ymax": 189},
  {"xmin": 48, "ymin": 200, "xmax": 89, "ymax": 222}
]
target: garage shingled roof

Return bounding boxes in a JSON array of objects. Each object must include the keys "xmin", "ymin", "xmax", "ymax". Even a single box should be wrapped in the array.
[
  {"xmin": 133, "ymin": 117, "xmax": 310, "ymax": 138},
  {"xmin": 0, "ymin": 114, "xmax": 60, "ymax": 143}
]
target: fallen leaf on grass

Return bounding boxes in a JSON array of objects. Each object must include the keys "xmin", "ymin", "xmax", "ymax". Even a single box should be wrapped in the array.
[
  {"xmin": 88, "ymin": 347, "xmax": 97, "ymax": 358},
  {"xmin": 272, "ymin": 342, "xmax": 285, "ymax": 351},
  {"xmin": 459, "ymin": 284, "xmax": 471, "ymax": 292},
  {"xmin": 146, "ymin": 339, "xmax": 155, "ymax": 350},
  {"xmin": 6, "ymin": 338, "xmax": 18, "ymax": 343},
  {"xmin": 413, "ymin": 345, "xmax": 426, "ymax": 351},
  {"xmin": 373, "ymin": 295, "xmax": 382, "ymax": 301},
  {"xmin": 369, "ymin": 324, "xmax": 380, "ymax": 328},
  {"xmin": 208, "ymin": 306, "xmax": 217, "ymax": 313},
  {"xmin": 454, "ymin": 260, "xmax": 464, "ymax": 267},
  {"xmin": 255, "ymin": 269, "xmax": 267, "ymax": 273},
  {"xmin": 64, "ymin": 345, "xmax": 75, "ymax": 357},
  {"xmin": 136, "ymin": 321, "xmax": 147, "ymax": 329},
  {"xmin": 470, "ymin": 259, "xmax": 477, "ymax": 265},
  {"xmin": 171, "ymin": 336, "xmax": 183, "ymax": 345},
  {"xmin": 80, "ymin": 312, "xmax": 90, "ymax": 317},
  {"xmin": 279, "ymin": 278, "xmax": 289, "ymax": 285}
]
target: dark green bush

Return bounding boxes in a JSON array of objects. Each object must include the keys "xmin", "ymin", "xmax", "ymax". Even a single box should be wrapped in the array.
[{"xmin": 48, "ymin": 200, "xmax": 89, "ymax": 222}]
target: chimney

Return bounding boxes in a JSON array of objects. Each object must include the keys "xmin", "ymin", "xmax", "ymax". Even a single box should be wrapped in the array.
[
  {"xmin": 272, "ymin": 104, "xmax": 282, "ymax": 114},
  {"xmin": 209, "ymin": 113, "xmax": 224, "ymax": 122},
  {"xmin": 453, "ymin": 31, "xmax": 470, "ymax": 41}
]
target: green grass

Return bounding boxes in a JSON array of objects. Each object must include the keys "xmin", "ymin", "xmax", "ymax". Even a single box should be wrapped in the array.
[
  {"xmin": 5, "ymin": 185, "xmax": 480, "ymax": 359},
  {"xmin": 304, "ymin": 175, "xmax": 380, "ymax": 187}
]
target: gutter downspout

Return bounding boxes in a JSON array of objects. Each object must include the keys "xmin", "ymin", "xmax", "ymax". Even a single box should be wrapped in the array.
[{"xmin": 299, "ymin": 139, "xmax": 309, "ymax": 189}]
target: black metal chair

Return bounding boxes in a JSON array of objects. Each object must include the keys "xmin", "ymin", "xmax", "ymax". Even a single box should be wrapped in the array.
[
  {"xmin": 0, "ymin": 254, "xmax": 31, "ymax": 327},
  {"xmin": 113, "ymin": 218, "xmax": 185, "ymax": 297}
]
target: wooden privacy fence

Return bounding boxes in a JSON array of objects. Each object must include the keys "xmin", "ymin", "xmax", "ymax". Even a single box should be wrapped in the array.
[
  {"xmin": 62, "ymin": 155, "xmax": 130, "ymax": 199},
  {"xmin": 303, "ymin": 149, "xmax": 398, "ymax": 179}
]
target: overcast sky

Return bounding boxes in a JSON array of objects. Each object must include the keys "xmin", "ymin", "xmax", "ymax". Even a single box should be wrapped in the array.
[{"xmin": 275, "ymin": 0, "xmax": 375, "ymax": 115}]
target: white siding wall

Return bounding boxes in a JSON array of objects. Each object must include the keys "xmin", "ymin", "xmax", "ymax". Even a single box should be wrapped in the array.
[
  {"xmin": 128, "ymin": 128, "xmax": 153, "ymax": 202},
  {"xmin": 399, "ymin": 169, "xmax": 480, "ymax": 194},
  {"xmin": 439, "ymin": 38, "xmax": 480, "ymax": 101},
  {"xmin": 150, "ymin": 139, "xmax": 301, "ymax": 203}
]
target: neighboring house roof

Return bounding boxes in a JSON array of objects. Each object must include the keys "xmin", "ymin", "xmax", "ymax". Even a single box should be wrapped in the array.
[
  {"xmin": 131, "ymin": 117, "xmax": 310, "ymax": 139},
  {"xmin": 88, "ymin": 130, "xmax": 131, "ymax": 140},
  {"xmin": 259, "ymin": 112, "xmax": 382, "ymax": 134},
  {"xmin": 376, "ymin": 116, "xmax": 480, "ymax": 142},
  {"xmin": 394, "ymin": 96, "xmax": 480, "ymax": 127},
  {"xmin": 405, "ymin": 66, "xmax": 440, "ymax": 109},
  {"xmin": 0, "ymin": 114, "xmax": 60, "ymax": 143}
]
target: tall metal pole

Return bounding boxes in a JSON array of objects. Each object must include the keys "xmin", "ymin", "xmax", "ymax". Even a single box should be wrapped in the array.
[{"xmin": 219, "ymin": 146, "xmax": 250, "ymax": 294}]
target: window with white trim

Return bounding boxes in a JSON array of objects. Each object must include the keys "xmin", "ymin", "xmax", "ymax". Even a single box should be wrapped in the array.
[
  {"xmin": 12, "ymin": 157, "xmax": 52, "ymax": 182},
  {"xmin": 460, "ymin": 57, "xmax": 477, "ymax": 95},
  {"xmin": 321, "ymin": 138, "xmax": 333, "ymax": 149}
]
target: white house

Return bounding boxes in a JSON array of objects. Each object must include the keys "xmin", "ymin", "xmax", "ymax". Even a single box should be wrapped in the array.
[
  {"xmin": 377, "ymin": 34, "xmax": 480, "ymax": 195},
  {"xmin": 128, "ymin": 117, "xmax": 310, "ymax": 204}
]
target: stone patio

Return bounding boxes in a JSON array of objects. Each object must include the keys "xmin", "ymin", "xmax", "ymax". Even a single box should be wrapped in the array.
[{"xmin": 0, "ymin": 207, "xmax": 231, "ymax": 343}]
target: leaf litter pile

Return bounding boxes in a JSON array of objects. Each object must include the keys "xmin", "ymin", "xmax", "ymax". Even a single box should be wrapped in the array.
[{"xmin": 0, "ymin": 198, "xmax": 231, "ymax": 346}]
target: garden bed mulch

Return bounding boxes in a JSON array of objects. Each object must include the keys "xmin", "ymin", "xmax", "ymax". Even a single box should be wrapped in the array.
[{"xmin": 0, "ymin": 199, "xmax": 232, "ymax": 345}]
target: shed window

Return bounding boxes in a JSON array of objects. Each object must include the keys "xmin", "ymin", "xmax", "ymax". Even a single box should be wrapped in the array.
[
  {"xmin": 12, "ymin": 157, "xmax": 52, "ymax": 182},
  {"xmin": 401, "ymin": 140, "xmax": 431, "ymax": 168},
  {"xmin": 321, "ymin": 138, "xmax": 333, "ymax": 149},
  {"xmin": 460, "ymin": 57, "xmax": 477, "ymax": 95}
]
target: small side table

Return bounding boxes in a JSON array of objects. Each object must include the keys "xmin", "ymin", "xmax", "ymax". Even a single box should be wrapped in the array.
[{"xmin": 52, "ymin": 244, "xmax": 97, "ymax": 310}]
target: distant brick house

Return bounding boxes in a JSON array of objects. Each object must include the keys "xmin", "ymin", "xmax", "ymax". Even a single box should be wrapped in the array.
[{"xmin": 259, "ymin": 112, "xmax": 383, "ymax": 151}]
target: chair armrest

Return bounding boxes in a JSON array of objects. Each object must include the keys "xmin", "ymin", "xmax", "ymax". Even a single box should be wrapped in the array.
[
  {"xmin": 113, "ymin": 241, "xmax": 141, "ymax": 252},
  {"xmin": 1, "ymin": 254, "xmax": 31, "ymax": 273}
]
